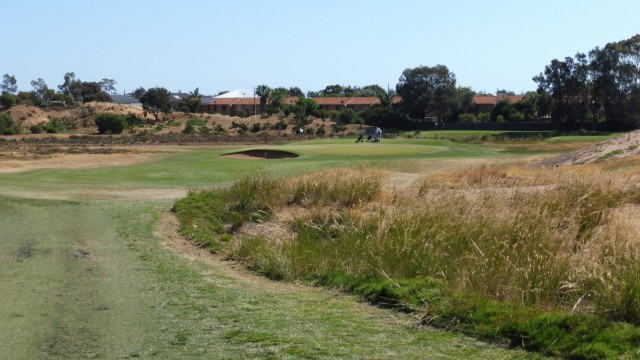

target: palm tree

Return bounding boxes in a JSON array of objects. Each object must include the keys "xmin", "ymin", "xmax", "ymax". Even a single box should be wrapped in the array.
[{"xmin": 255, "ymin": 84, "xmax": 271, "ymax": 115}]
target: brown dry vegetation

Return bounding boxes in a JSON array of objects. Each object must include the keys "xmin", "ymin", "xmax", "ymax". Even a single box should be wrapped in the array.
[
  {"xmin": 203, "ymin": 159, "xmax": 640, "ymax": 356},
  {"xmin": 230, "ymin": 159, "xmax": 640, "ymax": 317},
  {"xmin": 5, "ymin": 102, "xmax": 336, "ymax": 137}
]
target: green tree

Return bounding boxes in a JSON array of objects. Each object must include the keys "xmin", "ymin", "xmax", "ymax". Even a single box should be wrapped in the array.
[
  {"xmin": 297, "ymin": 97, "xmax": 319, "ymax": 116},
  {"xmin": 268, "ymin": 87, "xmax": 289, "ymax": 114},
  {"xmin": 189, "ymin": 87, "xmax": 201, "ymax": 97},
  {"xmin": 255, "ymin": 85, "xmax": 271, "ymax": 115},
  {"xmin": 322, "ymin": 84, "xmax": 343, "ymax": 97},
  {"xmin": 534, "ymin": 34, "xmax": 640, "ymax": 129},
  {"xmin": 288, "ymin": 86, "xmax": 304, "ymax": 97},
  {"xmin": 80, "ymin": 82, "xmax": 111, "ymax": 102},
  {"xmin": 456, "ymin": 87, "xmax": 476, "ymax": 114},
  {"xmin": 343, "ymin": 86, "xmax": 355, "ymax": 97},
  {"xmin": 1, "ymin": 74, "xmax": 18, "ymax": 95},
  {"xmin": 515, "ymin": 92, "xmax": 541, "ymax": 121},
  {"xmin": 129, "ymin": 87, "xmax": 146, "ymax": 99},
  {"xmin": 30, "ymin": 78, "xmax": 52, "ymax": 106},
  {"xmin": 0, "ymin": 93, "xmax": 17, "ymax": 109},
  {"xmin": 396, "ymin": 65, "xmax": 458, "ymax": 120},
  {"xmin": 590, "ymin": 35, "xmax": 640, "ymax": 127},
  {"xmin": 360, "ymin": 84, "xmax": 387, "ymax": 96},
  {"xmin": 58, "ymin": 72, "xmax": 82, "ymax": 103},
  {"xmin": 358, "ymin": 84, "xmax": 393, "ymax": 107},
  {"xmin": 496, "ymin": 89, "xmax": 516, "ymax": 96},
  {"xmin": 177, "ymin": 87, "xmax": 203, "ymax": 113},
  {"xmin": 534, "ymin": 54, "xmax": 593, "ymax": 127},
  {"xmin": 99, "ymin": 78, "xmax": 117, "ymax": 94},
  {"xmin": 490, "ymin": 100, "xmax": 517, "ymax": 122},
  {"xmin": 139, "ymin": 87, "xmax": 173, "ymax": 122},
  {"xmin": 338, "ymin": 108, "xmax": 360, "ymax": 123},
  {"xmin": 452, "ymin": 86, "xmax": 476, "ymax": 121}
]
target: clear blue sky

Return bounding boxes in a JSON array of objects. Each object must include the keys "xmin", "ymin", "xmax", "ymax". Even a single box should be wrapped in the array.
[{"xmin": 3, "ymin": 0, "xmax": 639, "ymax": 96}]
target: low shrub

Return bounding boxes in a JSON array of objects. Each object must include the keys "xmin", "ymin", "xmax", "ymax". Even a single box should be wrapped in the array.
[
  {"xmin": 29, "ymin": 124, "xmax": 44, "ymax": 134},
  {"xmin": 274, "ymin": 119, "xmax": 288, "ymax": 131},
  {"xmin": 0, "ymin": 93, "xmax": 17, "ymax": 109},
  {"xmin": 198, "ymin": 126, "xmax": 212, "ymax": 135},
  {"xmin": 45, "ymin": 116, "xmax": 77, "ymax": 133},
  {"xmin": 250, "ymin": 122, "xmax": 262, "ymax": 133},
  {"xmin": 95, "ymin": 113, "xmax": 127, "ymax": 134},
  {"xmin": 213, "ymin": 124, "xmax": 226, "ymax": 134},
  {"xmin": 230, "ymin": 121, "xmax": 248, "ymax": 135},
  {"xmin": 458, "ymin": 113, "xmax": 476, "ymax": 122},
  {"xmin": 125, "ymin": 113, "xmax": 144, "ymax": 127},
  {"xmin": 0, "ymin": 112, "xmax": 18, "ymax": 135},
  {"xmin": 182, "ymin": 123, "xmax": 196, "ymax": 134},
  {"xmin": 186, "ymin": 117, "xmax": 206, "ymax": 127}
]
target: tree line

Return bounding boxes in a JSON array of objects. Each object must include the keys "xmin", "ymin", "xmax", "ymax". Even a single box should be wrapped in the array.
[
  {"xmin": 533, "ymin": 34, "xmax": 640, "ymax": 130},
  {"xmin": 354, "ymin": 34, "xmax": 640, "ymax": 130},
  {"xmin": 0, "ymin": 72, "xmax": 117, "ymax": 109},
  {"xmin": 3, "ymin": 33, "xmax": 639, "ymax": 131}
]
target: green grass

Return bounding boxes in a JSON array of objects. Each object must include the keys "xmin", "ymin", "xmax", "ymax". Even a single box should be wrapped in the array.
[
  {"xmin": 546, "ymin": 132, "xmax": 621, "ymax": 143},
  {"xmin": 172, "ymin": 188, "xmax": 232, "ymax": 250},
  {"xmin": 401, "ymin": 130, "xmax": 525, "ymax": 138},
  {"xmin": 0, "ymin": 138, "xmax": 509, "ymax": 195},
  {"xmin": 0, "ymin": 197, "xmax": 165, "ymax": 358}
]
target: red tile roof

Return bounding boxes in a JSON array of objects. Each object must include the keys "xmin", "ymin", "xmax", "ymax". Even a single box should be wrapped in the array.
[
  {"xmin": 473, "ymin": 95, "xmax": 524, "ymax": 105},
  {"xmin": 312, "ymin": 97, "xmax": 352, "ymax": 105},
  {"xmin": 311, "ymin": 97, "xmax": 386, "ymax": 106}
]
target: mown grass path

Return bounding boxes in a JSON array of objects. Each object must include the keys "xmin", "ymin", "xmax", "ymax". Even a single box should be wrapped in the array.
[
  {"xmin": 0, "ymin": 198, "xmax": 158, "ymax": 358},
  {"xmin": 0, "ymin": 142, "xmax": 544, "ymax": 359}
]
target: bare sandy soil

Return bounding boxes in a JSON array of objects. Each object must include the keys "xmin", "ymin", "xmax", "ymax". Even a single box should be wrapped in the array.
[
  {"xmin": 537, "ymin": 130, "xmax": 640, "ymax": 167},
  {"xmin": 0, "ymin": 142, "xmax": 231, "ymax": 174},
  {"xmin": 6, "ymin": 102, "xmax": 336, "ymax": 136},
  {"xmin": 0, "ymin": 151, "xmax": 154, "ymax": 174}
]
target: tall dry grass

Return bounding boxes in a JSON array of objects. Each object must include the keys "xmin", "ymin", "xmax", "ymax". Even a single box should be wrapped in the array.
[{"xmin": 231, "ymin": 162, "xmax": 640, "ymax": 321}]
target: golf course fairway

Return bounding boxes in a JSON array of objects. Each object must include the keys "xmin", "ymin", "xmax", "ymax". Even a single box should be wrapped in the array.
[{"xmin": 0, "ymin": 140, "xmax": 545, "ymax": 359}]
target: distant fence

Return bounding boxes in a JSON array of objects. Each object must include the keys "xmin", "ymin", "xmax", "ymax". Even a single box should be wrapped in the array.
[
  {"xmin": 427, "ymin": 122, "xmax": 561, "ymax": 131},
  {"xmin": 417, "ymin": 122, "xmax": 635, "ymax": 132}
]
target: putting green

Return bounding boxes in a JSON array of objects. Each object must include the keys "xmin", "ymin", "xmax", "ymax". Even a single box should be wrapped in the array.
[{"xmin": 253, "ymin": 143, "xmax": 447, "ymax": 157}]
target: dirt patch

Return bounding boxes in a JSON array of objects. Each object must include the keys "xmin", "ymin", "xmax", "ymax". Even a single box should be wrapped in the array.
[
  {"xmin": 536, "ymin": 130, "xmax": 640, "ymax": 167},
  {"xmin": 222, "ymin": 149, "xmax": 299, "ymax": 159},
  {"xmin": 0, "ymin": 151, "xmax": 155, "ymax": 174}
]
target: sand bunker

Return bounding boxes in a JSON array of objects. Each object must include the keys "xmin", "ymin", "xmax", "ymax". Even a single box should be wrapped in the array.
[{"xmin": 223, "ymin": 149, "xmax": 299, "ymax": 159}]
